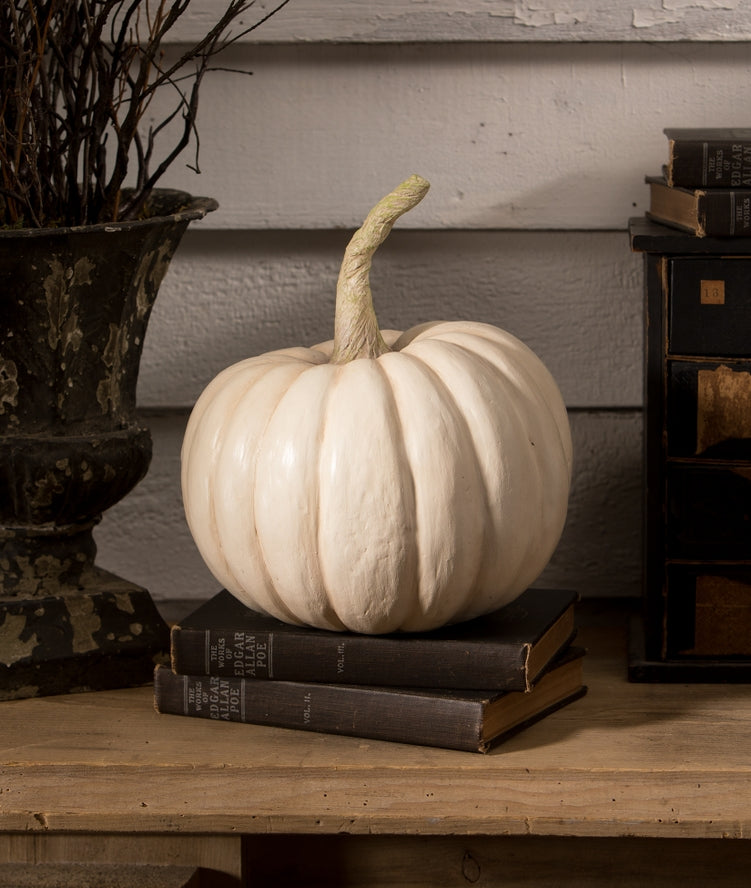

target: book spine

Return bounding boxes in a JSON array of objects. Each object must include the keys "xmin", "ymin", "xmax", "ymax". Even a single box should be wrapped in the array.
[
  {"xmin": 700, "ymin": 191, "xmax": 751, "ymax": 237},
  {"xmin": 172, "ymin": 627, "xmax": 277, "ymax": 679},
  {"xmin": 170, "ymin": 626, "xmax": 529, "ymax": 690},
  {"xmin": 670, "ymin": 140, "xmax": 751, "ymax": 189},
  {"xmin": 153, "ymin": 667, "xmax": 484, "ymax": 752}
]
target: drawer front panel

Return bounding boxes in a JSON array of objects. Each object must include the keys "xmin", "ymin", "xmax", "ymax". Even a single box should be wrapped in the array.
[
  {"xmin": 670, "ymin": 257, "xmax": 751, "ymax": 357},
  {"xmin": 665, "ymin": 564, "xmax": 751, "ymax": 658},
  {"xmin": 666, "ymin": 464, "xmax": 751, "ymax": 560},
  {"xmin": 668, "ymin": 360, "xmax": 751, "ymax": 459}
]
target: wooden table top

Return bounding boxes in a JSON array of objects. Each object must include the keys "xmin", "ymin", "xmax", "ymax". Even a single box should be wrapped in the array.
[{"xmin": 1, "ymin": 599, "xmax": 749, "ymax": 840}]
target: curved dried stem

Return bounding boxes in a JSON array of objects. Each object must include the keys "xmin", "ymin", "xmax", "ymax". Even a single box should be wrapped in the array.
[{"xmin": 331, "ymin": 175, "xmax": 430, "ymax": 365}]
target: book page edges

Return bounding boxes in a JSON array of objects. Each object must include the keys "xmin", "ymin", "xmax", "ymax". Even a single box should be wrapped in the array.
[
  {"xmin": 480, "ymin": 655, "xmax": 586, "ymax": 752},
  {"xmin": 525, "ymin": 604, "xmax": 577, "ymax": 691}
]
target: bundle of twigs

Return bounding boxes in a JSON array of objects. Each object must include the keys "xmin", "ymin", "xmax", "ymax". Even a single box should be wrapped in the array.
[{"xmin": 0, "ymin": 0, "xmax": 289, "ymax": 227}]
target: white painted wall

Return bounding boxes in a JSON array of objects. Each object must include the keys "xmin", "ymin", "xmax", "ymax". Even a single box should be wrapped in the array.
[
  {"xmin": 95, "ymin": 0, "xmax": 751, "ymax": 612},
  {"xmin": 152, "ymin": 42, "xmax": 751, "ymax": 231}
]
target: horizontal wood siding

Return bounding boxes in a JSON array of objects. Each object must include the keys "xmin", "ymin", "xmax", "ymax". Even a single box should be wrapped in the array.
[
  {"xmin": 154, "ymin": 42, "xmax": 751, "ymax": 230},
  {"xmin": 179, "ymin": 0, "xmax": 751, "ymax": 43},
  {"xmin": 139, "ymin": 230, "xmax": 642, "ymax": 410},
  {"xmin": 97, "ymin": 1, "xmax": 747, "ymax": 604}
]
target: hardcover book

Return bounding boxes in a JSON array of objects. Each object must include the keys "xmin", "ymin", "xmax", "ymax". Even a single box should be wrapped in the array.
[
  {"xmin": 170, "ymin": 587, "xmax": 578, "ymax": 692},
  {"xmin": 646, "ymin": 176, "xmax": 751, "ymax": 237},
  {"xmin": 665, "ymin": 127, "xmax": 751, "ymax": 189},
  {"xmin": 154, "ymin": 646, "xmax": 586, "ymax": 754}
]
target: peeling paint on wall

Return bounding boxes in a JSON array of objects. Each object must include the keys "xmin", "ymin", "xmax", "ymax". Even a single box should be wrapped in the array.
[
  {"xmin": 502, "ymin": 0, "xmax": 744, "ymax": 30},
  {"xmin": 510, "ymin": 0, "xmax": 742, "ymax": 31},
  {"xmin": 634, "ymin": 0, "xmax": 740, "ymax": 28},
  {"xmin": 664, "ymin": 0, "xmax": 740, "ymax": 9},
  {"xmin": 513, "ymin": 1, "xmax": 590, "ymax": 27},
  {"xmin": 171, "ymin": 0, "xmax": 751, "ymax": 42}
]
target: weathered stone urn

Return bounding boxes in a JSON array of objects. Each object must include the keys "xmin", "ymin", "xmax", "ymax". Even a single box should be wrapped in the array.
[{"xmin": 0, "ymin": 190, "xmax": 217, "ymax": 699}]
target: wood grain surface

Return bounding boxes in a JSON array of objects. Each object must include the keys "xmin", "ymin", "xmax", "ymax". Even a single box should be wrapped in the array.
[{"xmin": 1, "ymin": 601, "xmax": 749, "ymax": 840}]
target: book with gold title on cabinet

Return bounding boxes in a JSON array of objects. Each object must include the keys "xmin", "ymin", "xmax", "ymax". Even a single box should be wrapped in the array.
[{"xmin": 646, "ymin": 128, "xmax": 751, "ymax": 237}]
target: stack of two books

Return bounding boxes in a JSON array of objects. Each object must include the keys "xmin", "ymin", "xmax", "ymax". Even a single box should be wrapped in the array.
[
  {"xmin": 154, "ymin": 588, "xmax": 585, "ymax": 753},
  {"xmin": 646, "ymin": 127, "xmax": 751, "ymax": 237}
]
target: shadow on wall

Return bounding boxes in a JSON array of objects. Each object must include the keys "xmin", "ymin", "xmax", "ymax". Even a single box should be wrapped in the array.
[{"xmin": 537, "ymin": 408, "xmax": 643, "ymax": 599}]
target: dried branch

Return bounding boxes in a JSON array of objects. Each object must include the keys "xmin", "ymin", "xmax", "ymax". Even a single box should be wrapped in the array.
[{"xmin": 0, "ymin": 0, "xmax": 291, "ymax": 227}]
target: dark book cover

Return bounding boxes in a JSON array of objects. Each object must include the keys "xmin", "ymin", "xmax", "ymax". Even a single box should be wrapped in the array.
[
  {"xmin": 170, "ymin": 588, "xmax": 578, "ymax": 692},
  {"xmin": 665, "ymin": 128, "xmax": 751, "ymax": 189},
  {"xmin": 646, "ymin": 176, "xmax": 751, "ymax": 237},
  {"xmin": 154, "ymin": 646, "xmax": 586, "ymax": 754}
]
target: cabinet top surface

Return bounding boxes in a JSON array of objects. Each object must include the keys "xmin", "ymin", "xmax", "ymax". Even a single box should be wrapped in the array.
[
  {"xmin": 1, "ymin": 600, "xmax": 750, "ymax": 840},
  {"xmin": 630, "ymin": 216, "xmax": 751, "ymax": 255}
]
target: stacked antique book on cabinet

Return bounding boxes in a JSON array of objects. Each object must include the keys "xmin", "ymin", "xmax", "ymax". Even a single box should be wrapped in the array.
[
  {"xmin": 646, "ymin": 128, "xmax": 751, "ymax": 237},
  {"xmin": 154, "ymin": 588, "xmax": 585, "ymax": 753}
]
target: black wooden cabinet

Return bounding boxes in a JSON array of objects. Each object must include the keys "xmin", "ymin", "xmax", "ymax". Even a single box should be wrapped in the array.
[{"xmin": 630, "ymin": 218, "xmax": 751, "ymax": 681}]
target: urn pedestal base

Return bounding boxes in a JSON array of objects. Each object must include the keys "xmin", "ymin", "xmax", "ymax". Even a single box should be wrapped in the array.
[
  {"xmin": 0, "ymin": 569, "xmax": 170, "ymax": 701},
  {"xmin": 0, "ymin": 190, "xmax": 217, "ymax": 699}
]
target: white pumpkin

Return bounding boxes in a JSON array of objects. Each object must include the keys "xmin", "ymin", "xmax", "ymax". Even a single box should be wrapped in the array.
[{"xmin": 182, "ymin": 176, "xmax": 572, "ymax": 634}]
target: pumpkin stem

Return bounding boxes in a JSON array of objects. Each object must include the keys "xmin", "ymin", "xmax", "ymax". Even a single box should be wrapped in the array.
[{"xmin": 331, "ymin": 174, "xmax": 430, "ymax": 364}]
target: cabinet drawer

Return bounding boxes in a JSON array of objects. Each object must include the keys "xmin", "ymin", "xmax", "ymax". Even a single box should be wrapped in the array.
[
  {"xmin": 668, "ymin": 360, "xmax": 751, "ymax": 459},
  {"xmin": 670, "ymin": 257, "xmax": 751, "ymax": 357},
  {"xmin": 666, "ymin": 464, "xmax": 751, "ymax": 559},
  {"xmin": 665, "ymin": 564, "xmax": 751, "ymax": 658}
]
